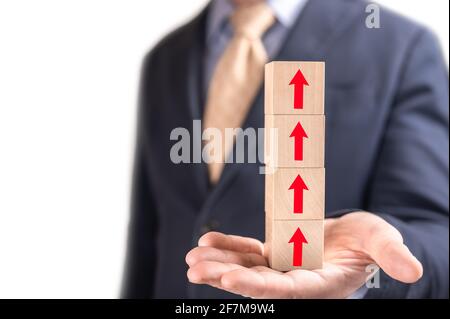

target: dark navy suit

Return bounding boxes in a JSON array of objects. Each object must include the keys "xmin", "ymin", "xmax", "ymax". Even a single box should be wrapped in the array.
[{"xmin": 121, "ymin": 0, "xmax": 449, "ymax": 298}]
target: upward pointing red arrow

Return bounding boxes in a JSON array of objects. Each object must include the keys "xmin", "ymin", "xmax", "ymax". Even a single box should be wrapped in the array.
[
  {"xmin": 289, "ymin": 121, "xmax": 308, "ymax": 161},
  {"xmin": 289, "ymin": 69, "xmax": 309, "ymax": 109},
  {"xmin": 288, "ymin": 227, "xmax": 308, "ymax": 267},
  {"xmin": 288, "ymin": 174, "xmax": 309, "ymax": 214}
]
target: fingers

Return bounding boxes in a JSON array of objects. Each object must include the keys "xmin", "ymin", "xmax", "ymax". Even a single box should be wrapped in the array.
[
  {"xmin": 187, "ymin": 261, "xmax": 244, "ymax": 287},
  {"xmin": 221, "ymin": 268, "xmax": 296, "ymax": 299},
  {"xmin": 187, "ymin": 261, "xmax": 293, "ymax": 299},
  {"xmin": 363, "ymin": 216, "xmax": 423, "ymax": 283},
  {"xmin": 186, "ymin": 246, "xmax": 268, "ymax": 268},
  {"xmin": 186, "ymin": 232, "xmax": 272, "ymax": 297},
  {"xmin": 199, "ymin": 232, "xmax": 265, "ymax": 255}
]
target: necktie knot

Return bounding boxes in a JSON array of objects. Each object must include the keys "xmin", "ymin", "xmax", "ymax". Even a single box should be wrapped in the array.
[{"xmin": 231, "ymin": 2, "xmax": 275, "ymax": 40}]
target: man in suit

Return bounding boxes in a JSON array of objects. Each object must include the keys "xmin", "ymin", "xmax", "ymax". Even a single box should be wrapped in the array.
[{"xmin": 121, "ymin": 0, "xmax": 449, "ymax": 298}]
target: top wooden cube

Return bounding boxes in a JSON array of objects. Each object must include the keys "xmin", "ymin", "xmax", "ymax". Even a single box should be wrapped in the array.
[{"xmin": 265, "ymin": 61, "xmax": 325, "ymax": 115}]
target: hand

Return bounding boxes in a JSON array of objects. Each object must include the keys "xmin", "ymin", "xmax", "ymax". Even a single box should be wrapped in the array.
[{"xmin": 185, "ymin": 212, "xmax": 423, "ymax": 298}]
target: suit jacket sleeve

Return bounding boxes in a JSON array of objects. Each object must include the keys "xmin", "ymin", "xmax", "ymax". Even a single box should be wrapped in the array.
[
  {"xmin": 121, "ymin": 54, "xmax": 158, "ymax": 299},
  {"xmin": 364, "ymin": 29, "xmax": 449, "ymax": 298}
]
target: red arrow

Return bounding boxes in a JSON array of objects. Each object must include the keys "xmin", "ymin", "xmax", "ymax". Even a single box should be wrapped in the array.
[
  {"xmin": 288, "ymin": 174, "xmax": 309, "ymax": 214},
  {"xmin": 289, "ymin": 121, "xmax": 308, "ymax": 161},
  {"xmin": 289, "ymin": 69, "xmax": 309, "ymax": 109},
  {"xmin": 288, "ymin": 227, "xmax": 308, "ymax": 267}
]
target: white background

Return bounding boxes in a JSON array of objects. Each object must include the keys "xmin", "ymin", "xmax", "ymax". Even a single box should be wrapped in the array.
[{"xmin": 0, "ymin": 0, "xmax": 448, "ymax": 298}]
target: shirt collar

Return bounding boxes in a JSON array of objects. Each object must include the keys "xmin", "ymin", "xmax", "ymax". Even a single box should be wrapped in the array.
[
  {"xmin": 269, "ymin": 0, "xmax": 308, "ymax": 27},
  {"xmin": 207, "ymin": 0, "xmax": 308, "ymax": 44}
]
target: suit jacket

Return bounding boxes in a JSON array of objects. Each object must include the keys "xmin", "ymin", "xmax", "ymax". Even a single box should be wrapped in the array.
[{"xmin": 121, "ymin": 0, "xmax": 449, "ymax": 298}]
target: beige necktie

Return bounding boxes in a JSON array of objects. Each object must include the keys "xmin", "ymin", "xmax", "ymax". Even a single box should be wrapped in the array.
[{"xmin": 203, "ymin": 1, "xmax": 275, "ymax": 184}]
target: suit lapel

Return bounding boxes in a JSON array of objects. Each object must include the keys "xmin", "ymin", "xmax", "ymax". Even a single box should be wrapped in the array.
[
  {"xmin": 174, "ymin": 6, "xmax": 210, "ymax": 200},
  {"xmin": 276, "ymin": 0, "xmax": 361, "ymax": 61}
]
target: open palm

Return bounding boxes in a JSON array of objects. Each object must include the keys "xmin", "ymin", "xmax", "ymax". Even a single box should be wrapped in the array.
[{"xmin": 186, "ymin": 212, "xmax": 423, "ymax": 298}]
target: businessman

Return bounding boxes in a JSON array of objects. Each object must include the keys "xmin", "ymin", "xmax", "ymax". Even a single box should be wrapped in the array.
[{"xmin": 121, "ymin": 0, "xmax": 449, "ymax": 298}]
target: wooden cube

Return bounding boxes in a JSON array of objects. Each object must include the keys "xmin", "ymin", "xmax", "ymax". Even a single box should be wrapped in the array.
[
  {"xmin": 265, "ymin": 115, "xmax": 325, "ymax": 168},
  {"xmin": 265, "ymin": 61, "xmax": 324, "ymax": 115},
  {"xmin": 266, "ymin": 219, "xmax": 324, "ymax": 271},
  {"xmin": 266, "ymin": 168, "xmax": 325, "ymax": 220},
  {"xmin": 264, "ymin": 61, "xmax": 325, "ymax": 272}
]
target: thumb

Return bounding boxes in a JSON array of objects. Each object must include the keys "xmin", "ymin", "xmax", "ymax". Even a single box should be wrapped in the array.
[{"xmin": 363, "ymin": 215, "xmax": 423, "ymax": 283}]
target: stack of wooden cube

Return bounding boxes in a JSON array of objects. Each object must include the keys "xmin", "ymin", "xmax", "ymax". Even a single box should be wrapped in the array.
[{"xmin": 265, "ymin": 61, "xmax": 325, "ymax": 271}]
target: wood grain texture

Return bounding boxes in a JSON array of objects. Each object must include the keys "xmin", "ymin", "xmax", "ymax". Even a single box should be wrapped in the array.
[
  {"xmin": 265, "ymin": 168, "xmax": 325, "ymax": 220},
  {"xmin": 265, "ymin": 61, "xmax": 324, "ymax": 115},
  {"xmin": 264, "ymin": 61, "xmax": 325, "ymax": 272},
  {"xmin": 266, "ymin": 219, "xmax": 324, "ymax": 271},
  {"xmin": 265, "ymin": 115, "xmax": 325, "ymax": 168}
]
